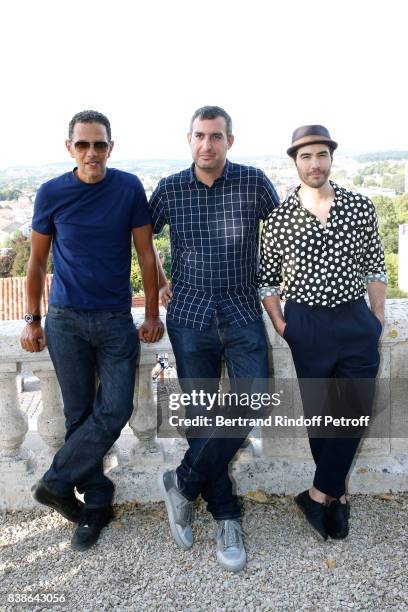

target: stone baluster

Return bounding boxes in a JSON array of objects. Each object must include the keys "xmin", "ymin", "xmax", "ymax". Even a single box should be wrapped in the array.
[
  {"xmin": 31, "ymin": 361, "xmax": 66, "ymax": 454},
  {"xmin": 128, "ymin": 363, "xmax": 164, "ymax": 463},
  {"xmin": 0, "ymin": 362, "xmax": 33, "ymax": 473}
]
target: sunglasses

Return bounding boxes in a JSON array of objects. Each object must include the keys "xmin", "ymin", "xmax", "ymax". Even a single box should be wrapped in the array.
[{"xmin": 72, "ymin": 140, "xmax": 110, "ymax": 152}]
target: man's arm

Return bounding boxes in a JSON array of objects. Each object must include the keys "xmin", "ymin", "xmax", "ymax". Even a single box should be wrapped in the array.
[
  {"xmin": 153, "ymin": 246, "xmax": 172, "ymax": 308},
  {"xmin": 367, "ymin": 281, "xmax": 386, "ymax": 326},
  {"xmin": 363, "ymin": 201, "xmax": 388, "ymax": 326},
  {"xmin": 261, "ymin": 295, "xmax": 286, "ymax": 337},
  {"xmin": 257, "ymin": 214, "xmax": 285, "ymax": 335},
  {"xmin": 20, "ymin": 230, "xmax": 52, "ymax": 352},
  {"xmin": 132, "ymin": 225, "xmax": 164, "ymax": 343}
]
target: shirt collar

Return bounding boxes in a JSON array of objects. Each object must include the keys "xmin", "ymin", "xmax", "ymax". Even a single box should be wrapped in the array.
[
  {"xmin": 188, "ymin": 159, "xmax": 231, "ymax": 185},
  {"xmin": 287, "ymin": 180, "xmax": 343, "ymax": 208}
]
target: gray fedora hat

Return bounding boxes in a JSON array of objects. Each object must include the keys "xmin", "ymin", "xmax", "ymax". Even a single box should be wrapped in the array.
[{"xmin": 287, "ymin": 125, "xmax": 338, "ymax": 157}]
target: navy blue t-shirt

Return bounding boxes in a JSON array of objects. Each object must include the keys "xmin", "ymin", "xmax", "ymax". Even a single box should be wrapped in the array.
[{"xmin": 32, "ymin": 168, "xmax": 151, "ymax": 311}]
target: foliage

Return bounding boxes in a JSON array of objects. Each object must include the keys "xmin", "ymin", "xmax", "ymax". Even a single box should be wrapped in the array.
[
  {"xmin": 353, "ymin": 175, "xmax": 364, "ymax": 186},
  {"xmin": 130, "ymin": 229, "xmax": 172, "ymax": 294},
  {"xmin": 0, "ymin": 187, "xmax": 20, "ymax": 201},
  {"xmin": 382, "ymin": 173, "xmax": 404, "ymax": 194},
  {"xmin": 11, "ymin": 236, "xmax": 32, "ymax": 276},
  {"xmin": 394, "ymin": 193, "xmax": 408, "ymax": 224},
  {"xmin": 356, "ymin": 152, "xmax": 408, "ymax": 162},
  {"xmin": 385, "ymin": 253, "xmax": 398, "ymax": 287},
  {"xmin": 130, "ymin": 247, "xmax": 143, "ymax": 294},
  {"xmin": 387, "ymin": 286, "xmax": 408, "ymax": 298},
  {"xmin": 372, "ymin": 196, "xmax": 399, "ymax": 253},
  {"xmin": 0, "ymin": 250, "xmax": 16, "ymax": 278},
  {"xmin": 4, "ymin": 235, "xmax": 52, "ymax": 278}
]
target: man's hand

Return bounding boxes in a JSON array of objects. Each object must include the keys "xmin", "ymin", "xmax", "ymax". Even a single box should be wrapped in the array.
[
  {"xmin": 20, "ymin": 322, "xmax": 47, "ymax": 352},
  {"xmin": 138, "ymin": 315, "xmax": 165, "ymax": 343},
  {"xmin": 159, "ymin": 282, "xmax": 172, "ymax": 309}
]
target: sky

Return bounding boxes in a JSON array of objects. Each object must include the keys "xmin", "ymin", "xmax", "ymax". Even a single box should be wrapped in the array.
[{"xmin": 1, "ymin": 0, "xmax": 407, "ymax": 167}]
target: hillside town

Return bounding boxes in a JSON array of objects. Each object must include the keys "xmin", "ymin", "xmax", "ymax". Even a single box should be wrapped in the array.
[{"xmin": 1, "ymin": 154, "xmax": 407, "ymax": 248}]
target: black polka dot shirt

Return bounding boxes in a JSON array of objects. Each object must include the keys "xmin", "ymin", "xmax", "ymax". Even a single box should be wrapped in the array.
[{"xmin": 258, "ymin": 181, "xmax": 388, "ymax": 306}]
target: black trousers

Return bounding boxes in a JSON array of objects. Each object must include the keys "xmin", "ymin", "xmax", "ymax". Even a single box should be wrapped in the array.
[{"xmin": 283, "ymin": 297, "xmax": 382, "ymax": 498}]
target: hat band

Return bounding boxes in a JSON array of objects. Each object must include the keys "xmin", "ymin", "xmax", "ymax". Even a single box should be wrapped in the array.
[{"xmin": 291, "ymin": 135, "xmax": 333, "ymax": 149}]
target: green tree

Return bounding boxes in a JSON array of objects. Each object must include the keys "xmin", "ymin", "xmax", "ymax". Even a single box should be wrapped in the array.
[
  {"xmin": 0, "ymin": 187, "xmax": 20, "ymax": 201},
  {"xmin": 395, "ymin": 193, "xmax": 408, "ymax": 225},
  {"xmin": 353, "ymin": 175, "xmax": 364, "ymax": 187},
  {"xmin": 382, "ymin": 174, "xmax": 404, "ymax": 194},
  {"xmin": 0, "ymin": 250, "xmax": 16, "ymax": 278},
  {"xmin": 9, "ymin": 235, "xmax": 53, "ymax": 277},
  {"xmin": 11, "ymin": 235, "xmax": 31, "ymax": 276},
  {"xmin": 372, "ymin": 196, "xmax": 398, "ymax": 254},
  {"xmin": 130, "ymin": 247, "xmax": 143, "ymax": 294},
  {"xmin": 130, "ymin": 230, "xmax": 172, "ymax": 294},
  {"xmin": 154, "ymin": 232, "xmax": 171, "ymax": 278},
  {"xmin": 385, "ymin": 253, "xmax": 398, "ymax": 288}
]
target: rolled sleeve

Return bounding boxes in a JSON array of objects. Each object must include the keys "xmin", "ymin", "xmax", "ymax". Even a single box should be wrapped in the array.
[
  {"xmin": 32, "ymin": 185, "xmax": 53, "ymax": 235},
  {"xmin": 257, "ymin": 215, "xmax": 283, "ymax": 292}
]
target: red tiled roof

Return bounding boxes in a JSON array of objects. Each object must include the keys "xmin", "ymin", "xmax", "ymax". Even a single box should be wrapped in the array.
[
  {"xmin": 0, "ymin": 275, "xmax": 52, "ymax": 321},
  {"xmin": 0, "ymin": 275, "xmax": 146, "ymax": 320}
]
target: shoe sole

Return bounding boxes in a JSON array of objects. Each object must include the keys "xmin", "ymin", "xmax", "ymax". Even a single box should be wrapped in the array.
[
  {"xmin": 158, "ymin": 472, "xmax": 192, "ymax": 550},
  {"xmin": 294, "ymin": 501, "xmax": 327, "ymax": 542},
  {"xmin": 216, "ymin": 550, "xmax": 247, "ymax": 573},
  {"xmin": 31, "ymin": 485, "xmax": 81, "ymax": 523}
]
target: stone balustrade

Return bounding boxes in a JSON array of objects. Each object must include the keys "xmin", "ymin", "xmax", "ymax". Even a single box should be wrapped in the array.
[{"xmin": 1, "ymin": 301, "xmax": 407, "ymax": 511}]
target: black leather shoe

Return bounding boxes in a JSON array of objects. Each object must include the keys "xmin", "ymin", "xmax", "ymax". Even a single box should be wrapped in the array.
[
  {"xmin": 71, "ymin": 506, "xmax": 114, "ymax": 551},
  {"xmin": 32, "ymin": 479, "xmax": 83, "ymax": 522},
  {"xmin": 294, "ymin": 490, "xmax": 328, "ymax": 541},
  {"xmin": 325, "ymin": 500, "xmax": 350, "ymax": 539}
]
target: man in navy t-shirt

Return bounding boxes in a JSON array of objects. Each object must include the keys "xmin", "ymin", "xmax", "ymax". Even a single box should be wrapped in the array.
[{"xmin": 20, "ymin": 110, "xmax": 164, "ymax": 551}]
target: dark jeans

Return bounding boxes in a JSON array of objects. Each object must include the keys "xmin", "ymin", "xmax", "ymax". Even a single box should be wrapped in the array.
[
  {"xmin": 283, "ymin": 297, "xmax": 381, "ymax": 498},
  {"xmin": 166, "ymin": 311, "xmax": 269, "ymax": 520},
  {"xmin": 43, "ymin": 306, "xmax": 139, "ymax": 508}
]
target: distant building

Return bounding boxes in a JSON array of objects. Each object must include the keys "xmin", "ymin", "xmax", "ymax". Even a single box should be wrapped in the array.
[{"xmin": 399, "ymin": 224, "xmax": 408, "ymax": 292}]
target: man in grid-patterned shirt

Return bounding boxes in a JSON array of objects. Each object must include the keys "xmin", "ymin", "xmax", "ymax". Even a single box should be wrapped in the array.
[{"xmin": 151, "ymin": 106, "xmax": 279, "ymax": 572}]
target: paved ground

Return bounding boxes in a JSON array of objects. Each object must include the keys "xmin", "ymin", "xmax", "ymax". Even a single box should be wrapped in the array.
[{"xmin": 1, "ymin": 493, "xmax": 407, "ymax": 611}]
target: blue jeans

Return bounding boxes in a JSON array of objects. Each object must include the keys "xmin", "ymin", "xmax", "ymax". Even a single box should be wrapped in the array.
[
  {"xmin": 43, "ymin": 306, "xmax": 139, "ymax": 508},
  {"xmin": 166, "ymin": 311, "xmax": 269, "ymax": 520}
]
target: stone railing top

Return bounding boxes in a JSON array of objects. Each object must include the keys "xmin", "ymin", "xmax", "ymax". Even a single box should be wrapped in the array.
[{"xmin": 0, "ymin": 300, "xmax": 407, "ymax": 366}]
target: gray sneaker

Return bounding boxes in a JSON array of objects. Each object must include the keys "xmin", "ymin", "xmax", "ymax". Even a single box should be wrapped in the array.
[
  {"xmin": 216, "ymin": 519, "xmax": 246, "ymax": 572},
  {"xmin": 159, "ymin": 470, "xmax": 194, "ymax": 550}
]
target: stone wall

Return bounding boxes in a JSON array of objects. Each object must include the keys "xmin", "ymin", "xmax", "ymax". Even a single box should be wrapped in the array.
[{"xmin": 1, "ymin": 301, "xmax": 407, "ymax": 511}]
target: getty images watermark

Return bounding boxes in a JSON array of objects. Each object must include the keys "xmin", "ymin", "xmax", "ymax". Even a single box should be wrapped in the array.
[{"xmin": 166, "ymin": 390, "xmax": 370, "ymax": 429}]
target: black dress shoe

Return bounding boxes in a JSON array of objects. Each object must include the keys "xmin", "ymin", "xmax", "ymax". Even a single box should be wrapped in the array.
[
  {"xmin": 325, "ymin": 500, "xmax": 350, "ymax": 539},
  {"xmin": 71, "ymin": 506, "xmax": 114, "ymax": 551},
  {"xmin": 32, "ymin": 479, "xmax": 83, "ymax": 522},
  {"xmin": 294, "ymin": 490, "xmax": 328, "ymax": 541}
]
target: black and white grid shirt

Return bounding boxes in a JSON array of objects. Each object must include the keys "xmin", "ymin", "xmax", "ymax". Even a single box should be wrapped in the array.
[
  {"xmin": 258, "ymin": 181, "xmax": 388, "ymax": 307},
  {"xmin": 149, "ymin": 160, "xmax": 280, "ymax": 329}
]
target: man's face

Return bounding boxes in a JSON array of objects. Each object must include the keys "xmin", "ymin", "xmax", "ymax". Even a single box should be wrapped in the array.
[
  {"xmin": 188, "ymin": 116, "xmax": 234, "ymax": 174},
  {"xmin": 294, "ymin": 143, "xmax": 332, "ymax": 188},
  {"xmin": 65, "ymin": 122, "xmax": 113, "ymax": 184}
]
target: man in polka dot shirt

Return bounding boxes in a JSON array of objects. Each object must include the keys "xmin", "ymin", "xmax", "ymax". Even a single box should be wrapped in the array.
[{"xmin": 258, "ymin": 125, "xmax": 388, "ymax": 541}]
